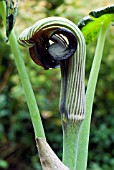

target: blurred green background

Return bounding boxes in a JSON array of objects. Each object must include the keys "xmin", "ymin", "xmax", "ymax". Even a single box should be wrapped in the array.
[{"xmin": 0, "ymin": 0, "xmax": 114, "ymax": 169}]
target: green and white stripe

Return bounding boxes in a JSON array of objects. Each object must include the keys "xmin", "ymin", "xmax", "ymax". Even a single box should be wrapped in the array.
[{"xmin": 18, "ymin": 17, "xmax": 86, "ymax": 122}]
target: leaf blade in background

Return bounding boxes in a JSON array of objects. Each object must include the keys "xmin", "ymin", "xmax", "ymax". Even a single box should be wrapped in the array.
[{"xmin": 78, "ymin": 4, "xmax": 114, "ymax": 44}]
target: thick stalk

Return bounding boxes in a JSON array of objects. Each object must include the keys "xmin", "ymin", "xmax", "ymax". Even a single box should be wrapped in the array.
[
  {"xmin": 59, "ymin": 25, "xmax": 86, "ymax": 170},
  {"xmin": 0, "ymin": 1, "xmax": 45, "ymax": 138},
  {"xmin": 63, "ymin": 121, "xmax": 82, "ymax": 169},
  {"xmin": 76, "ymin": 23, "xmax": 108, "ymax": 170}
]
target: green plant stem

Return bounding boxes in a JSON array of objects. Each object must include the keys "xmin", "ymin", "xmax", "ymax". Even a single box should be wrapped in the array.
[
  {"xmin": 0, "ymin": 1, "xmax": 45, "ymax": 138},
  {"xmin": 76, "ymin": 23, "xmax": 108, "ymax": 170},
  {"xmin": 59, "ymin": 20, "xmax": 86, "ymax": 169},
  {"xmin": 63, "ymin": 121, "xmax": 82, "ymax": 170}
]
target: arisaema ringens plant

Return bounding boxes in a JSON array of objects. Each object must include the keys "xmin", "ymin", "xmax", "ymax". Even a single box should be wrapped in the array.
[{"xmin": 0, "ymin": 1, "xmax": 114, "ymax": 169}]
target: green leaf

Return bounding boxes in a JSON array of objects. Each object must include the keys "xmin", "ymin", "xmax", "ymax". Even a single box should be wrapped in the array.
[
  {"xmin": 0, "ymin": 160, "xmax": 9, "ymax": 169},
  {"xmin": 78, "ymin": 4, "xmax": 114, "ymax": 44},
  {"xmin": 78, "ymin": 16, "xmax": 100, "ymax": 44}
]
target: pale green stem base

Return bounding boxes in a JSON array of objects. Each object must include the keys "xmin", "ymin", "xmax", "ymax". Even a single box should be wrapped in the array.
[
  {"xmin": 63, "ymin": 121, "xmax": 82, "ymax": 170},
  {"xmin": 0, "ymin": 1, "xmax": 45, "ymax": 138},
  {"xmin": 76, "ymin": 24, "xmax": 108, "ymax": 170}
]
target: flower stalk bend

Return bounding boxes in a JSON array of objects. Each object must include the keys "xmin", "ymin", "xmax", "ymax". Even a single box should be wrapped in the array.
[
  {"xmin": 59, "ymin": 21, "xmax": 86, "ymax": 169},
  {"xmin": 1, "ymin": 3, "xmax": 69, "ymax": 169},
  {"xmin": 19, "ymin": 17, "xmax": 86, "ymax": 170}
]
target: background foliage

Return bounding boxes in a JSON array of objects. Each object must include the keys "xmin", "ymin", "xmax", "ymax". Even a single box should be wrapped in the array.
[{"xmin": 0, "ymin": 0, "xmax": 114, "ymax": 169}]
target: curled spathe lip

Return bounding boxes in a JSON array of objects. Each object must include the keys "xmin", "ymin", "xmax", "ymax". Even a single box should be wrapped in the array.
[{"xmin": 18, "ymin": 17, "xmax": 78, "ymax": 70}]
